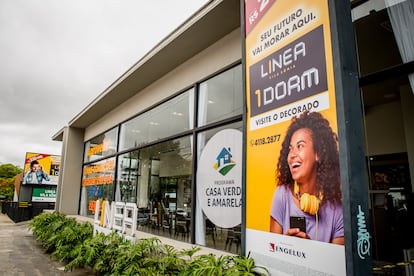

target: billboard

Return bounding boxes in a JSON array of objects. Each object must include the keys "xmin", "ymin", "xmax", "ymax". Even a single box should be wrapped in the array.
[
  {"xmin": 32, "ymin": 187, "xmax": 57, "ymax": 202},
  {"xmin": 244, "ymin": 0, "xmax": 346, "ymax": 275},
  {"xmin": 22, "ymin": 152, "xmax": 60, "ymax": 185}
]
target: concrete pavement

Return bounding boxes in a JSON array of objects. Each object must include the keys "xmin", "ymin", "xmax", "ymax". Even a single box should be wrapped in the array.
[{"xmin": 0, "ymin": 213, "xmax": 95, "ymax": 276}]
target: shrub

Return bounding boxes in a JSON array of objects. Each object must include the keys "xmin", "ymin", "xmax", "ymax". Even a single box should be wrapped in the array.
[{"xmin": 29, "ymin": 212, "xmax": 270, "ymax": 275}]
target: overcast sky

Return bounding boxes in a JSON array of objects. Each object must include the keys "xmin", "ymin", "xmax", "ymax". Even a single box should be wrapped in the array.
[{"xmin": 0, "ymin": 0, "xmax": 208, "ymax": 168}]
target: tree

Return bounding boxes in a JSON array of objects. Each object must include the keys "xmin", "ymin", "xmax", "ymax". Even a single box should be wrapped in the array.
[
  {"xmin": 0, "ymin": 164, "xmax": 22, "ymax": 200},
  {"xmin": 0, "ymin": 163, "xmax": 22, "ymax": 178},
  {"xmin": 0, "ymin": 178, "xmax": 14, "ymax": 200}
]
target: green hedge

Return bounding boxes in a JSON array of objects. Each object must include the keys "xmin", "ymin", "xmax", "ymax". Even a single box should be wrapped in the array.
[{"xmin": 29, "ymin": 212, "xmax": 269, "ymax": 276}]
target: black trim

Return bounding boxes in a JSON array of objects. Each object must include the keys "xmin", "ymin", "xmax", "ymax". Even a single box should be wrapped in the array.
[
  {"xmin": 329, "ymin": 0, "xmax": 372, "ymax": 274},
  {"xmin": 240, "ymin": 0, "xmax": 247, "ymax": 257},
  {"xmin": 190, "ymin": 82, "xmax": 199, "ymax": 244},
  {"xmin": 350, "ymin": 0, "xmax": 370, "ymax": 9},
  {"xmin": 359, "ymin": 60, "xmax": 414, "ymax": 87},
  {"xmin": 112, "ymin": 126, "xmax": 121, "ymax": 201}
]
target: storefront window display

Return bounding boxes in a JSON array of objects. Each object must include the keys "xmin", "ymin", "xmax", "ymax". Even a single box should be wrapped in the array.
[
  {"xmin": 84, "ymin": 127, "xmax": 118, "ymax": 163},
  {"xmin": 80, "ymin": 64, "xmax": 243, "ymax": 246},
  {"xmin": 195, "ymin": 121, "xmax": 243, "ymax": 254},
  {"xmin": 116, "ymin": 151, "xmax": 139, "ymax": 203},
  {"xmin": 136, "ymin": 135, "xmax": 193, "ymax": 239},
  {"xmin": 80, "ymin": 157, "xmax": 116, "ymax": 216}
]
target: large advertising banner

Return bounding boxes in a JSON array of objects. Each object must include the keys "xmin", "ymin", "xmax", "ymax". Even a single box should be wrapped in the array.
[
  {"xmin": 244, "ymin": 1, "xmax": 346, "ymax": 275},
  {"xmin": 22, "ymin": 152, "xmax": 60, "ymax": 185}
]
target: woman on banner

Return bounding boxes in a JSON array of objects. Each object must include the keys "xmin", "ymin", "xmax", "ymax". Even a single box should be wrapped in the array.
[{"xmin": 270, "ymin": 111, "xmax": 344, "ymax": 245}]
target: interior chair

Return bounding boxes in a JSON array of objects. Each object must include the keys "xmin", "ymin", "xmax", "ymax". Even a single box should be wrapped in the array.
[{"xmin": 224, "ymin": 225, "xmax": 241, "ymax": 252}]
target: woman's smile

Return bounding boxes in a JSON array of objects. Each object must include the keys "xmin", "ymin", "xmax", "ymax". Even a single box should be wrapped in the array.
[{"xmin": 288, "ymin": 128, "xmax": 318, "ymax": 183}]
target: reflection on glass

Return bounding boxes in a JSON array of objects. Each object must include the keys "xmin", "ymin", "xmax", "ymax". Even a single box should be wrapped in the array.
[
  {"xmin": 116, "ymin": 151, "xmax": 139, "ymax": 203},
  {"xmin": 84, "ymin": 127, "xmax": 118, "ymax": 163},
  {"xmin": 80, "ymin": 157, "xmax": 115, "ymax": 217},
  {"xmin": 130, "ymin": 135, "xmax": 193, "ymax": 242},
  {"xmin": 198, "ymin": 64, "xmax": 243, "ymax": 127},
  {"xmin": 195, "ymin": 122, "xmax": 242, "ymax": 254},
  {"xmin": 119, "ymin": 89, "xmax": 194, "ymax": 151}
]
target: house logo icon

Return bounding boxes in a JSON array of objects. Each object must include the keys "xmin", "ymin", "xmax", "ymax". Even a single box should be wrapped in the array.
[{"xmin": 213, "ymin": 147, "xmax": 236, "ymax": 176}]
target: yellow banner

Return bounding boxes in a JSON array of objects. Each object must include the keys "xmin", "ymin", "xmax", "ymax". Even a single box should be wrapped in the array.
[{"xmin": 245, "ymin": 0, "xmax": 338, "ymax": 232}]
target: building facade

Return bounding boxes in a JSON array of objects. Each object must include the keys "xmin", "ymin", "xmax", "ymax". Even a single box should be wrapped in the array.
[{"xmin": 53, "ymin": 0, "xmax": 414, "ymax": 272}]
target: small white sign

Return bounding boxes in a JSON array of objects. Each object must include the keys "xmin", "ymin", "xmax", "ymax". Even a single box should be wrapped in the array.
[{"xmin": 246, "ymin": 229, "xmax": 346, "ymax": 275}]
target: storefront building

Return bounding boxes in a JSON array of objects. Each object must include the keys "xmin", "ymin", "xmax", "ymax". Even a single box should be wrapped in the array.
[{"xmin": 53, "ymin": 0, "xmax": 414, "ymax": 273}]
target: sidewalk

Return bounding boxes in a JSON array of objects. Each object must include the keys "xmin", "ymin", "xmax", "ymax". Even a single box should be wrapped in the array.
[{"xmin": 0, "ymin": 213, "xmax": 94, "ymax": 276}]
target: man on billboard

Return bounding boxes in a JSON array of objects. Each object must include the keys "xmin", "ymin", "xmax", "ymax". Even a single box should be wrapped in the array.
[{"xmin": 23, "ymin": 160, "xmax": 50, "ymax": 184}]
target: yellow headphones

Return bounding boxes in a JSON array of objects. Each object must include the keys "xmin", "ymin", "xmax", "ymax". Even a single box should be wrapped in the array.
[{"xmin": 294, "ymin": 182, "xmax": 322, "ymax": 215}]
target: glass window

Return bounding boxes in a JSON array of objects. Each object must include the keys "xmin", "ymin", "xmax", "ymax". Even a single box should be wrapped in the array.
[
  {"xmin": 124, "ymin": 135, "xmax": 193, "ymax": 241},
  {"xmin": 79, "ymin": 157, "xmax": 116, "ymax": 217},
  {"xmin": 119, "ymin": 89, "xmax": 194, "ymax": 151},
  {"xmin": 353, "ymin": 1, "xmax": 414, "ymax": 267},
  {"xmin": 198, "ymin": 64, "xmax": 243, "ymax": 126},
  {"xmin": 195, "ymin": 121, "xmax": 243, "ymax": 254},
  {"xmin": 115, "ymin": 151, "xmax": 139, "ymax": 203},
  {"xmin": 360, "ymin": 76, "xmax": 413, "ymax": 263},
  {"xmin": 84, "ymin": 127, "xmax": 118, "ymax": 163},
  {"xmin": 353, "ymin": 7, "xmax": 403, "ymax": 77}
]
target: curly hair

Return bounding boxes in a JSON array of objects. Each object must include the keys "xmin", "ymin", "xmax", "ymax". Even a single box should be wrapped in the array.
[{"xmin": 276, "ymin": 111, "xmax": 342, "ymax": 204}]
